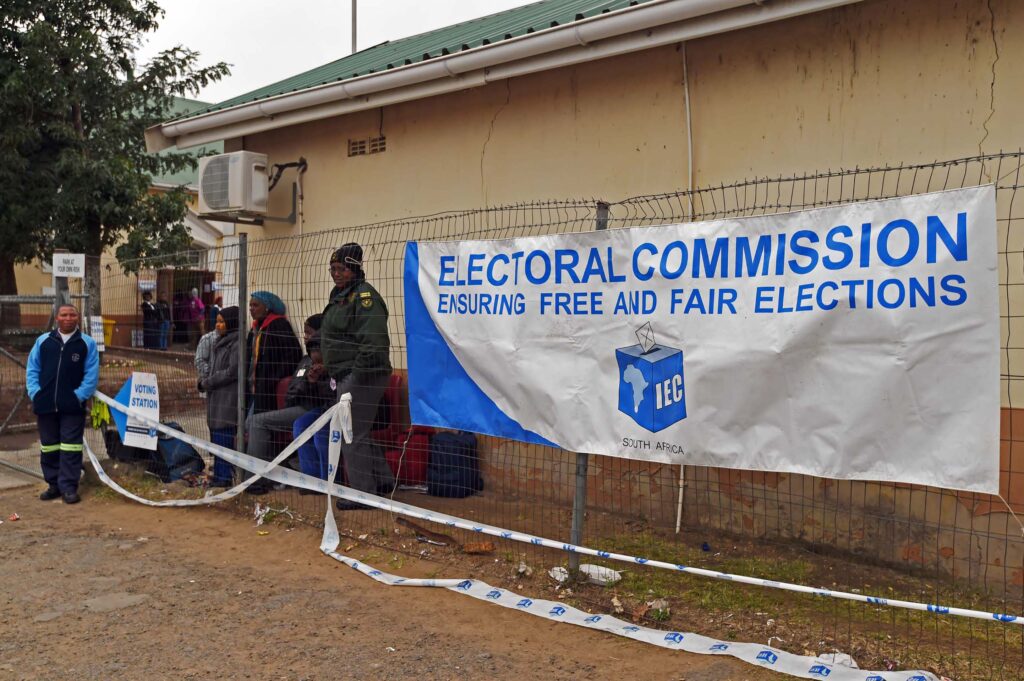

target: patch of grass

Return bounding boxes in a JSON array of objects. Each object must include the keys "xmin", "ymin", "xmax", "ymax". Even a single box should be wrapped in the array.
[
  {"xmin": 596, "ymin": 531, "xmax": 814, "ymax": 617},
  {"xmin": 649, "ymin": 607, "xmax": 671, "ymax": 622},
  {"xmin": 90, "ymin": 483, "xmax": 125, "ymax": 502}
]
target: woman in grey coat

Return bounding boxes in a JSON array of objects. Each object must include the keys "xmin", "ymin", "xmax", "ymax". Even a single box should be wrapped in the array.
[{"xmin": 199, "ymin": 306, "xmax": 239, "ymax": 487}]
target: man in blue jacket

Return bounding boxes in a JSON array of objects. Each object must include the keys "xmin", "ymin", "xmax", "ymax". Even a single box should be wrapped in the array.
[{"xmin": 25, "ymin": 304, "xmax": 100, "ymax": 504}]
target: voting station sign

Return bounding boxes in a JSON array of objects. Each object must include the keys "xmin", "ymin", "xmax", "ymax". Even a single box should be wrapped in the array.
[
  {"xmin": 111, "ymin": 372, "xmax": 160, "ymax": 450},
  {"xmin": 404, "ymin": 186, "xmax": 1000, "ymax": 494},
  {"xmin": 52, "ymin": 253, "xmax": 85, "ymax": 278}
]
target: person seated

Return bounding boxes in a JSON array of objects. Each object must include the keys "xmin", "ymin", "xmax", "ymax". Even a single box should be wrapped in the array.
[
  {"xmin": 245, "ymin": 315, "xmax": 331, "ymax": 495},
  {"xmin": 292, "ymin": 340, "xmax": 337, "ymax": 492}
]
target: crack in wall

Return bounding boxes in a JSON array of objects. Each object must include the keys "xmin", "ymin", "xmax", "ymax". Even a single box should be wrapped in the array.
[
  {"xmin": 480, "ymin": 80, "xmax": 512, "ymax": 206},
  {"xmin": 978, "ymin": 0, "xmax": 1000, "ymax": 156}
]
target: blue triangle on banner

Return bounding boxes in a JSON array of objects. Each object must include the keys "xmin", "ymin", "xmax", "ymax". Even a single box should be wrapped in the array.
[{"xmin": 111, "ymin": 376, "xmax": 133, "ymax": 444}]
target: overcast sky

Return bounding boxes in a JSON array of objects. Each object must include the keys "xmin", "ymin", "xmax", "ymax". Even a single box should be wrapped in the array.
[{"xmin": 136, "ymin": 0, "xmax": 531, "ymax": 104}]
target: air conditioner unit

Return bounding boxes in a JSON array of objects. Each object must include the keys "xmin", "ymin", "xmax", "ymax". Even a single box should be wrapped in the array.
[{"xmin": 198, "ymin": 151, "xmax": 269, "ymax": 215}]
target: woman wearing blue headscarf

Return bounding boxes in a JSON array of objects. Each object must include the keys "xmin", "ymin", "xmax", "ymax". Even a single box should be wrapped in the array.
[{"xmin": 246, "ymin": 291, "xmax": 302, "ymax": 416}]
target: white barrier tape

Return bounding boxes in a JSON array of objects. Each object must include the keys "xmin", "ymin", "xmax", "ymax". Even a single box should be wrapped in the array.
[
  {"xmin": 85, "ymin": 393, "xmax": 1014, "ymax": 679},
  {"xmin": 90, "ymin": 392, "xmax": 350, "ymax": 506},
  {"xmin": 318, "ymin": 428, "xmax": 937, "ymax": 681},
  {"xmin": 320, "ymin": 556, "xmax": 933, "ymax": 681}
]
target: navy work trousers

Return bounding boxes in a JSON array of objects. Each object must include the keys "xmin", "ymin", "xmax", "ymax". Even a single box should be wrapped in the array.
[{"xmin": 38, "ymin": 411, "xmax": 86, "ymax": 494}]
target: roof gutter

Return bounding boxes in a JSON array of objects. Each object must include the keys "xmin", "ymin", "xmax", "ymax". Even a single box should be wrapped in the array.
[{"xmin": 147, "ymin": 0, "xmax": 864, "ymax": 152}]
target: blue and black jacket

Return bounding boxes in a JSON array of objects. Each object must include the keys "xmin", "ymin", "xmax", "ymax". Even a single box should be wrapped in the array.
[{"xmin": 25, "ymin": 329, "xmax": 99, "ymax": 415}]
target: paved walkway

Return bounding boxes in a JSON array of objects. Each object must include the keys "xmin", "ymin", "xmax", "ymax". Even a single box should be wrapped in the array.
[{"xmin": 0, "ymin": 445, "xmax": 42, "ymax": 490}]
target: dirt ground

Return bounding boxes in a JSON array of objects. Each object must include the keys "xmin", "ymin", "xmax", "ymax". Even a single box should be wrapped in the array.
[{"xmin": 0, "ymin": 484, "xmax": 786, "ymax": 681}]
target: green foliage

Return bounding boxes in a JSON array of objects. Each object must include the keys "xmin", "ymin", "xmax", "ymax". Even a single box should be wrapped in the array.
[{"xmin": 0, "ymin": 0, "xmax": 229, "ymax": 284}]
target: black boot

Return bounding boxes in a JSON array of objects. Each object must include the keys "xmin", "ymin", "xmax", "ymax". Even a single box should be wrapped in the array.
[{"xmin": 39, "ymin": 487, "xmax": 61, "ymax": 501}]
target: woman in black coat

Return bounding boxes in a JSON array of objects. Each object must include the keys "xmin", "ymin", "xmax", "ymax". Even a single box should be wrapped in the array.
[{"xmin": 246, "ymin": 291, "xmax": 302, "ymax": 415}]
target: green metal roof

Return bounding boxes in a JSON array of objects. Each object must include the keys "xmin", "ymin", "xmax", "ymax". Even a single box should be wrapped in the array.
[
  {"xmin": 174, "ymin": 0, "xmax": 656, "ymax": 122},
  {"xmin": 153, "ymin": 97, "xmax": 223, "ymax": 185}
]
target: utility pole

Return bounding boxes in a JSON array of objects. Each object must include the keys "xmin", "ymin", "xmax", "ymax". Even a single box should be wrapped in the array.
[{"xmin": 351, "ymin": 0, "xmax": 358, "ymax": 54}]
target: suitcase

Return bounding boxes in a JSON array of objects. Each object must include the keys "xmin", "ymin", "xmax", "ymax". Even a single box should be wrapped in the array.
[
  {"xmin": 426, "ymin": 430, "xmax": 483, "ymax": 498},
  {"xmin": 384, "ymin": 426, "xmax": 434, "ymax": 485}
]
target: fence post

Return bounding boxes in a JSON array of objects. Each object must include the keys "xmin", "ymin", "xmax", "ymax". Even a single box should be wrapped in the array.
[
  {"xmin": 236, "ymin": 234, "xmax": 248, "ymax": 451},
  {"xmin": 569, "ymin": 201, "xmax": 610, "ymax": 573}
]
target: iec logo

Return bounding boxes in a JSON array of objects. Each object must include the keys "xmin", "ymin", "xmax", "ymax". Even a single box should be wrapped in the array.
[
  {"xmin": 549, "ymin": 606, "xmax": 567, "ymax": 617},
  {"xmin": 485, "ymin": 589, "xmax": 502, "ymax": 600},
  {"xmin": 709, "ymin": 643, "xmax": 729, "ymax": 652},
  {"xmin": 807, "ymin": 665, "xmax": 831, "ymax": 677},
  {"xmin": 756, "ymin": 651, "xmax": 778, "ymax": 665},
  {"xmin": 456, "ymin": 580, "xmax": 473, "ymax": 590},
  {"xmin": 616, "ymin": 323, "xmax": 686, "ymax": 432},
  {"xmin": 330, "ymin": 430, "xmax": 341, "ymax": 443},
  {"xmin": 865, "ymin": 676, "xmax": 887, "ymax": 681},
  {"xmin": 516, "ymin": 598, "xmax": 533, "ymax": 608},
  {"xmin": 663, "ymin": 632, "xmax": 684, "ymax": 644}
]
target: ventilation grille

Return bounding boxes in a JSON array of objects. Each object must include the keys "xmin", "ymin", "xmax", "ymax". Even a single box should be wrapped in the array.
[
  {"xmin": 200, "ymin": 156, "xmax": 231, "ymax": 209},
  {"xmin": 348, "ymin": 136, "xmax": 387, "ymax": 157},
  {"xmin": 348, "ymin": 139, "xmax": 367, "ymax": 156}
]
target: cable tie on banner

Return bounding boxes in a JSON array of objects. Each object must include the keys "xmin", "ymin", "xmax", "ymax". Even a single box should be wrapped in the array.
[{"xmin": 997, "ymin": 494, "xmax": 1024, "ymax": 537}]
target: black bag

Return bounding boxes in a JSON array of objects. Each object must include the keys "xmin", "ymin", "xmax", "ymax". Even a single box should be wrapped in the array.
[
  {"xmin": 146, "ymin": 421, "xmax": 205, "ymax": 482},
  {"xmin": 427, "ymin": 431, "xmax": 483, "ymax": 498},
  {"xmin": 103, "ymin": 428, "xmax": 150, "ymax": 463}
]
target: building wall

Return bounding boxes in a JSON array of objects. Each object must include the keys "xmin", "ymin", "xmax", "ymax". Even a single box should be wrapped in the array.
[{"xmin": 221, "ymin": 0, "xmax": 1023, "ymax": 580}]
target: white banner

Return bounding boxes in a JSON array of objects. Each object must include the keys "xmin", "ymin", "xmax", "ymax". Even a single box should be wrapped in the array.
[{"xmin": 404, "ymin": 187, "xmax": 1000, "ymax": 493}]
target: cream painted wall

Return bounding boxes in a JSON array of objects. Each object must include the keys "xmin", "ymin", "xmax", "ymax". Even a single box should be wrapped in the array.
[
  {"xmin": 243, "ymin": 43, "xmax": 691, "ymax": 236},
  {"xmin": 14, "ymin": 263, "xmax": 52, "ymax": 297},
  {"xmin": 688, "ymin": 0, "xmax": 1020, "ymax": 181}
]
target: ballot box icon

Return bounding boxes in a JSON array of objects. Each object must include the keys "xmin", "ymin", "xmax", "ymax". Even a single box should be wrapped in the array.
[{"xmin": 616, "ymin": 324, "xmax": 686, "ymax": 432}]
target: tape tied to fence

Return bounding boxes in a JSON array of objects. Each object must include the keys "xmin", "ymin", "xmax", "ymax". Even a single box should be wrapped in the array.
[
  {"xmin": 86, "ymin": 392, "xmax": 1017, "ymax": 679},
  {"xmin": 88, "ymin": 392, "xmax": 351, "ymax": 507}
]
